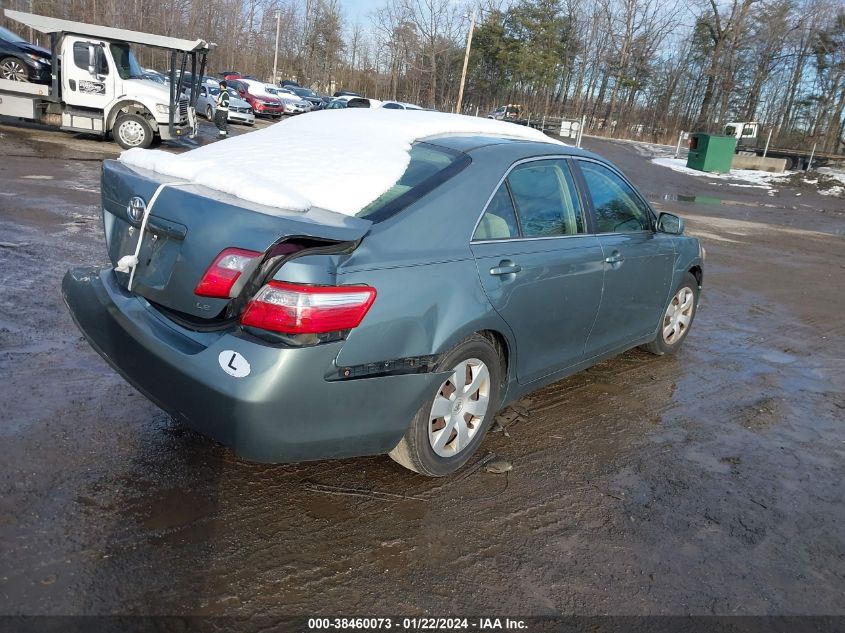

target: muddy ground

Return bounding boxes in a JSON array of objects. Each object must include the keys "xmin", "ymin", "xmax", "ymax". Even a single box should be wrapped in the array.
[{"xmin": 0, "ymin": 118, "xmax": 843, "ymax": 617}]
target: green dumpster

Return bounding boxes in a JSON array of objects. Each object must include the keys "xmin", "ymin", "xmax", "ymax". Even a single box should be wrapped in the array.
[{"xmin": 686, "ymin": 134, "xmax": 737, "ymax": 173}]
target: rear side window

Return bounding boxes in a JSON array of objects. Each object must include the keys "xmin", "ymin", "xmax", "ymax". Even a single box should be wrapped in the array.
[
  {"xmin": 579, "ymin": 161, "xmax": 651, "ymax": 233},
  {"xmin": 357, "ymin": 143, "xmax": 470, "ymax": 222},
  {"xmin": 473, "ymin": 185, "xmax": 520, "ymax": 240},
  {"xmin": 507, "ymin": 159, "xmax": 584, "ymax": 237}
]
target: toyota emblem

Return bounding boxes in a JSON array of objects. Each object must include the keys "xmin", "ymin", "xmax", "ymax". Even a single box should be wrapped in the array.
[{"xmin": 127, "ymin": 196, "xmax": 146, "ymax": 223}]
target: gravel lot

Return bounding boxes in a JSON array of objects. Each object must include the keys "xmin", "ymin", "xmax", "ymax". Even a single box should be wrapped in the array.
[{"xmin": 0, "ymin": 117, "xmax": 843, "ymax": 617}]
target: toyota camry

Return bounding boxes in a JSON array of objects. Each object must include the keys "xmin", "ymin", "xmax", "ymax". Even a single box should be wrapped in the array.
[{"xmin": 63, "ymin": 110, "xmax": 703, "ymax": 476}]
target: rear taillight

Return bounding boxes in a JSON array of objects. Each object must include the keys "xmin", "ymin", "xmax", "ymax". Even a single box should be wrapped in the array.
[
  {"xmin": 194, "ymin": 248, "xmax": 261, "ymax": 298},
  {"xmin": 240, "ymin": 281, "xmax": 376, "ymax": 334}
]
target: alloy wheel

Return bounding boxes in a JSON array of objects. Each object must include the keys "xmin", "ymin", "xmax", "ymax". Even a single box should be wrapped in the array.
[
  {"xmin": 662, "ymin": 286, "xmax": 694, "ymax": 345},
  {"xmin": 1, "ymin": 59, "xmax": 28, "ymax": 82},
  {"xmin": 428, "ymin": 358, "xmax": 490, "ymax": 457}
]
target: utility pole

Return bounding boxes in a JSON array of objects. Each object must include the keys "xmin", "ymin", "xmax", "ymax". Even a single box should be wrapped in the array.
[
  {"xmin": 455, "ymin": 9, "xmax": 476, "ymax": 115},
  {"xmin": 272, "ymin": 11, "xmax": 281, "ymax": 84}
]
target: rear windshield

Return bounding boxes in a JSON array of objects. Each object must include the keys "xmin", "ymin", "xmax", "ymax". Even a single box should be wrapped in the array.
[{"xmin": 357, "ymin": 142, "xmax": 470, "ymax": 222}]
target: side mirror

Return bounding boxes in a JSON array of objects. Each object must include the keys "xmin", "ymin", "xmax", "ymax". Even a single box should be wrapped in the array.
[{"xmin": 656, "ymin": 212, "xmax": 684, "ymax": 235}]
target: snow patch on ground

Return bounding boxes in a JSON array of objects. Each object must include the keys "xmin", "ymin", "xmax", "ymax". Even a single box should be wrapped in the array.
[
  {"xmin": 816, "ymin": 168, "xmax": 845, "ymax": 196},
  {"xmin": 818, "ymin": 167, "xmax": 845, "ymax": 185},
  {"xmin": 651, "ymin": 157, "xmax": 791, "ymax": 189},
  {"xmin": 120, "ymin": 109, "xmax": 561, "ymax": 216}
]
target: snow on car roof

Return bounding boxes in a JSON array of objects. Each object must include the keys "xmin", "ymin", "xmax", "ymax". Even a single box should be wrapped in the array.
[{"xmin": 119, "ymin": 109, "xmax": 564, "ymax": 217}]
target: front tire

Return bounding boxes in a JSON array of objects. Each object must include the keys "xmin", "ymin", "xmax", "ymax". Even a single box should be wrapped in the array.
[
  {"xmin": 113, "ymin": 113, "xmax": 154, "ymax": 149},
  {"xmin": 206, "ymin": 105, "xmax": 214, "ymax": 120},
  {"xmin": 641, "ymin": 272, "xmax": 699, "ymax": 355},
  {"xmin": 0, "ymin": 57, "xmax": 29, "ymax": 82},
  {"xmin": 389, "ymin": 334, "xmax": 502, "ymax": 476}
]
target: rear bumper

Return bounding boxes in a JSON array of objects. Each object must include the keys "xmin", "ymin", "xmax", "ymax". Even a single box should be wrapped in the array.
[{"xmin": 62, "ymin": 267, "xmax": 443, "ymax": 463}]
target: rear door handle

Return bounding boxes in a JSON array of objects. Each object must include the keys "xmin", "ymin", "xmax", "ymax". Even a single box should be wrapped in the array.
[
  {"xmin": 490, "ymin": 261, "xmax": 521, "ymax": 276},
  {"xmin": 604, "ymin": 253, "xmax": 624, "ymax": 264}
]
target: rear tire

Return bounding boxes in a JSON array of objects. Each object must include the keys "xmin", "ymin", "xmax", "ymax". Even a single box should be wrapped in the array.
[
  {"xmin": 113, "ymin": 113, "xmax": 154, "ymax": 149},
  {"xmin": 641, "ymin": 272, "xmax": 699, "ymax": 356},
  {"xmin": 389, "ymin": 334, "xmax": 502, "ymax": 476}
]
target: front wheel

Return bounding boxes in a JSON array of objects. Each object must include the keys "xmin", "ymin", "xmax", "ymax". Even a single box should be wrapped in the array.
[
  {"xmin": 641, "ymin": 272, "xmax": 699, "ymax": 355},
  {"xmin": 389, "ymin": 334, "xmax": 502, "ymax": 476},
  {"xmin": 0, "ymin": 57, "xmax": 29, "ymax": 82},
  {"xmin": 206, "ymin": 105, "xmax": 214, "ymax": 120},
  {"xmin": 113, "ymin": 113, "xmax": 154, "ymax": 149}
]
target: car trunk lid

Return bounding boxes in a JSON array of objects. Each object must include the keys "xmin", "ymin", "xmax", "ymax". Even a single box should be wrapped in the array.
[{"xmin": 100, "ymin": 159, "xmax": 371, "ymax": 320}]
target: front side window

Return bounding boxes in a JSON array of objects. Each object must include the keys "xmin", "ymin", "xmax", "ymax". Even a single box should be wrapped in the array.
[
  {"xmin": 579, "ymin": 161, "xmax": 651, "ymax": 233},
  {"xmin": 73, "ymin": 42, "xmax": 108, "ymax": 75},
  {"xmin": 109, "ymin": 44, "xmax": 144, "ymax": 79},
  {"xmin": 506, "ymin": 159, "xmax": 584, "ymax": 237}
]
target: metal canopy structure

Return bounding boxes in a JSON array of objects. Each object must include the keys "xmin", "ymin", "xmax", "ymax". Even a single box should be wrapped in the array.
[{"xmin": 4, "ymin": 10, "xmax": 211, "ymax": 52}]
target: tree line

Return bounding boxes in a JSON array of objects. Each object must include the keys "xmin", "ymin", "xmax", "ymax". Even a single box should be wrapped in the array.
[{"xmin": 3, "ymin": 0, "xmax": 844, "ymax": 151}]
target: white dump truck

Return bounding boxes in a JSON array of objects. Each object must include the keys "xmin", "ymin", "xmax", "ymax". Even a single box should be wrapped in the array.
[{"xmin": 0, "ymin": 10, "xmax": 211, "ymax": 149}]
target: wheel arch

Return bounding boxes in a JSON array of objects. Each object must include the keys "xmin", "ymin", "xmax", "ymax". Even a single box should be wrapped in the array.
[
  {"xmin": 476, "ymin": 329, "xmax": 511, "ymax": 383},
  {"xmin": 688, "ymin": 264, "xmax": 703, "ymax": 287},
  {"xmin": 106, "ymin": 100, "xmax": 158, "ymax": 133}
]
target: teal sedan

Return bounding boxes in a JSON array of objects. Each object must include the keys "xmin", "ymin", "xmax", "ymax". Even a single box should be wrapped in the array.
[{"xmin": 63, "ymin": 134, "xmax": 703, "ymax": 476}]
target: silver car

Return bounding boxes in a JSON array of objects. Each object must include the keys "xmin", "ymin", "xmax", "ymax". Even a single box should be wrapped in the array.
[
  {"xmin": 267, "ymin": 86, "xmax": 311, "ymax": 115},
  {"xmin": 196, "ymin": 85, "xmax": 255, "ymax": 126}
]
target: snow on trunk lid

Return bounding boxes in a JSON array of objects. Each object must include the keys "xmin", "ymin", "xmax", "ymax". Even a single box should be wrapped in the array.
[{"xmin": 101, "ymin": 160, "xmax": 371, "ymax": 320}]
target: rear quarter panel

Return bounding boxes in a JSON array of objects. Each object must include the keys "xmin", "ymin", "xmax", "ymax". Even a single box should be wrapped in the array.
[{"xmin": 331, "ymin": 147, "xmax": 525, "ymax": 382}]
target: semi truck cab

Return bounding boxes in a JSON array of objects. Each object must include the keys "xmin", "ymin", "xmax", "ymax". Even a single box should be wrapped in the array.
[{"xmin": 0, "ymin": 10, "xmax": 211, "ymax": 149}]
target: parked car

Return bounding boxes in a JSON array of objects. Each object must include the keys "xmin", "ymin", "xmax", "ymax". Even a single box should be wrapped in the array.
[
  {"xmin": 265, "ymin": 85, "xmax": 311, "ymax": 114},
  {"xmin": 333, "ymin": 90, "xmax": 362, "ymax": 98},
  {"xmin": 488, "ymin": 104, "xmax": 521, "ymax": 121},
  {"xmin": 280, "ymin": 79, "xmax": 300, "ymax": 88},
  {"xmin": 227, "ymin": 78, "xmax": 283, "ymax": 118},
  {"xmin": 381, "ymin": 101, "xmax": 423, "ymax": 110},
  {"xmin": 63, "ymin": 113, "xmax": 704, "ymax": 476},
  {"xmin": 195, "ymin": 85, "xmax": 254, "ymax": 126},
  {"xmin": 142, "ymin": 68, "xmax": 168, "ymax": 85},
  {"xmin": 327, "ymin": 95, "xmax": 378, "ymax": 109},
  {"xmin": 0, "ymin": 24, "xmax": 51, "ymax": 83},
  {"xmin": 286, "ymin": 86, "xmax": 325, "ymax": 110}
]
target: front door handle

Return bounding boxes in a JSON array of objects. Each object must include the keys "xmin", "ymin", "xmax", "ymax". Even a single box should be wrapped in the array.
[
  {"xmin": 490, "ymin": 261, "xmax": 521, "ymax": 276},
  {"xmin": 604, "ymin": 252, "xmax": 624, "ymax": 265}
]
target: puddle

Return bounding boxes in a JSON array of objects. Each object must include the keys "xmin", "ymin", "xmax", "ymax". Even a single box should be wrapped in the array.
[
  {"xmin": 127, "ymin": 487, "xmax": 217, "ymax": 530},
  {"xmin": 649, "ymin": 193, "xmax": 780, "ymax": 209}
]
